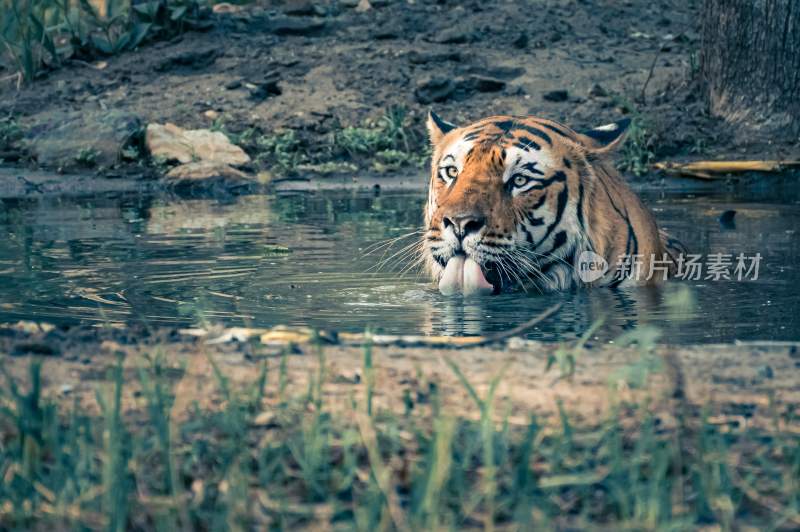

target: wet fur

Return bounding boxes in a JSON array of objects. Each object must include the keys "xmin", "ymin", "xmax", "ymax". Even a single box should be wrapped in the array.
[{"xmin": 423, "ymin": 114, "xmax": 683, "ymax": 292}]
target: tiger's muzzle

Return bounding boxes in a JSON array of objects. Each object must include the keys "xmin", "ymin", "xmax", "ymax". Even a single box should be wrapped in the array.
[{"xmin": 433, "ymin": 208, "xmax": 500, "ymax": 296}]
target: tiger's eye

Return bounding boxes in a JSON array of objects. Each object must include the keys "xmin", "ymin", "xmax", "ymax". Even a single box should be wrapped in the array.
[
  {"xmin": 514, "ymin": 175, "xmax": 528, "ymax": 187},
  {"xmin": 446, "ymin": 166, "xmax": 458, "ymax": 179}
]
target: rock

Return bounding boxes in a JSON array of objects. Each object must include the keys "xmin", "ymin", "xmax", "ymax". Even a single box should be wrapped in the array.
[
  {"xmin": 355, "ymin": 0, "xmax": 371, "ymax": 12},
  {"xmin": 462, "ymin": 75, "xmax": 505, "ymax": 93},
  {"xmin": 719, "ymin": 210, "xmax": 736, "ymax": 229},
  {"xmin": 588, "ymin": 83, "xmax": 608, "ymax": 98},
  {"xmin": 470, "ymin": 65, "xmax": 525, "ymax": 80},
  {"xmin": 283, "ymin": 0, "xmax": 319, "ymax": 16},
  {"xmin": 248, "ymin": 77, "xmax": 281, "ymax": 101},
  {"xmin": 433, "ymin": 27, "xmax": 472, "ymax": 44},
  {"xmin": 252, "ymin": 411, "xmax": 278, "ymax": 427},
  {"xmin": 268, "ymin": 17, "xmax": 326, "ymax": 36},
  {"xmin": 145, "ymin": 123, "xmax": 250, "ymax": 165},
  {"xmin": 407, "ymin": 50, "xmax": 461, "ymax": 64},
  {"xmin": 212, "ymin": 2, "xmax": 244, "ymax": 13},
  {"xmin": 373, "ymin": 26, "xmax": 398, "ymax": 39},
  {"xmin": 12, "ymin": 342, "xmax": 59, "ymax": 356},
  {"xmin": 155, "ymin": 49, "xmax": 218, "ymax": 72},
  {"xmin": 225, "ymin": 79, "xmax": 242, "ymax": 90},
  {"xmin": 26, "ymin": 110, "xmax": 141, "ymax": 170},
  {"xmin": 164, "ymin": 161, "xmax": 254, "ymax": 185},
  {"xmin": 415, "ymin": 77, "xmax": 456, "ymax": 104},
  {"xmin": 512, "ymin": 32, "xmax": 529, "ymax": 49},
  {"xmin": 2, "ymin": 321, "xmax": 55, "ymax": 334},
  {"xmin": 543, "ymin": 89, "xmax": 569, "ymax": 102}
]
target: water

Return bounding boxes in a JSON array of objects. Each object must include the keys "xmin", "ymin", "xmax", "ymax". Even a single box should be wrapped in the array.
[{"xmin": 1, "ymin": 184, "xmax": 798, "ymax": 344}]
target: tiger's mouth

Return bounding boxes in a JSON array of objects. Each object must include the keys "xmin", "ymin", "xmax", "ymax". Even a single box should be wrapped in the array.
[{"xmin": 438, "ymin": 253, "xmax": 502, "ymax": 296}]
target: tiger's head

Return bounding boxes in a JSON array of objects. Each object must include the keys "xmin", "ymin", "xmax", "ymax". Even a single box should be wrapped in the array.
[{"xmin": 422, "ymin": 112, "xmax": 631, "ymax": 295}]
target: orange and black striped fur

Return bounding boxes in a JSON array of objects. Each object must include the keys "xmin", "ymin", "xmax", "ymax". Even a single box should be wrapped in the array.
[{"xmin": 423, "ymin": 112, "xmax": 685, "ymax": 293}]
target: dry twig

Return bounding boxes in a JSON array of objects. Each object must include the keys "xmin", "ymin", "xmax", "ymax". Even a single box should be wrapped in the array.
[{"xmin": 654, "ymin": 160, "xmax": 800, "ymax": 180}]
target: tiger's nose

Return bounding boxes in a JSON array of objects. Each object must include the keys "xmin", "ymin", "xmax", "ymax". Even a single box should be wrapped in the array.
[{"xmin": 443, "ymin": 214, "xmax": 486, "ymax": 240}]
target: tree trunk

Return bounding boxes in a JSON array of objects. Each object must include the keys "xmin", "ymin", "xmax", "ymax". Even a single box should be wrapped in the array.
[{"xmin": 701, "ymin": 0, "xmax": 800, "ymax": 134}]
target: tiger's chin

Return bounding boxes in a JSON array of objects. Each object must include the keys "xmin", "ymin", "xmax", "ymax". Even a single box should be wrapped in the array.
[{"xmin": 436, "ymin": 254, "xmax": 502, "ymax": 296}]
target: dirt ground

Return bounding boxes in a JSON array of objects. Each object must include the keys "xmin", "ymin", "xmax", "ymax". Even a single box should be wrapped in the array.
[
  {"xmin": 2, "ymin": 0, "xmax": 798, "ymax": 179},
  {"xmin": 2, "ymin": 321, "xmax": 798, "ymax": 433}
]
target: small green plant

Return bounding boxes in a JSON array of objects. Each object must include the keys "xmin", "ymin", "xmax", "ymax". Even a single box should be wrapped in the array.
[
  {"xmin": 120, "ymin": 145, "xmax": 139, "ymax": 161},
  {"xmin": 619, "ymin": 116, "xmax": 656, "ymax": 177},
  {"xmin": 0, "ymin": 114, "xmax": 23, "ymax": 151},
  {"xmin": 610, "ymin": 96, "xmax": 656, "ymax": 177},
  {"xmin": 220, "ymin": 107, "xmax": 426, "ymax": 175},
  {"xmin": 372, "ymin": 149, "xmax": 427, "ymax": 172},
  {"xmin": 74, "ymin": 146, "xmax": 98, "ymax": 166},
  {"xmin": 619, "ymin": 112, "xmax": 656, "ymax": 177},
  {"xmin": 255, "ymin": 130, "xmax": 306, "ymax": 174},
  {"xmin": 332, "ymin": 106, "xmax": 420, "ymax": 158}
]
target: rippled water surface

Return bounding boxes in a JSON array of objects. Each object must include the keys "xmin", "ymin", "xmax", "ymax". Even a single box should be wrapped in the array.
[{"xmin": 1, "ymin": 184, "xmax": 798, "ymax": 343}]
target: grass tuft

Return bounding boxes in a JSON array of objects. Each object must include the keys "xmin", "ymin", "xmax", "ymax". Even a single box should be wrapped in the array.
[{"xmin": 0, "ymin": 343, "xmax": 798, "ymax": 529}]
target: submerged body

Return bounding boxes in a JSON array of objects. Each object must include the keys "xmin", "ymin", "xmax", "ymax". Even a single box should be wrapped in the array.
[{"xmin": 422, "ymin": 112, "xmax": 684, "ymax": 295}]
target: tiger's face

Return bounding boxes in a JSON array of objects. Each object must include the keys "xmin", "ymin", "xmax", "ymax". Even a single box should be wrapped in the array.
[{"xmin": 423, "ymin": 112, "xmax": 630, "ymax": 295}]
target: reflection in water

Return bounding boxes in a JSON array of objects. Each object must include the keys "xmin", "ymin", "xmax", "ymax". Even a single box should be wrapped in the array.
[{"xmin": 0, "ymin": 186, "xmax": 798, "ymax": 344}]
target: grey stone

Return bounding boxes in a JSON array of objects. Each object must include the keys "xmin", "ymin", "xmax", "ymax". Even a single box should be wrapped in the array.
[
  {"xmin": 415, "ymin": 77, "xmax": 456, "ymax": 104},
  {"xmin": 468, "ymin": 65, "xmax": 525, "ymax": 81},
  {"xmin": 433, "ymin": 27, "xmax": 473, "ymax": 44},
  {"xmin": 145, "ymin": 123, "xmax": 251, "ymax": 166},
  {"xmin": 407, "ymin": 50, "xmax": 461, "ymax": 64},
  {"xmin": 588, "ymin": 83, "xmax": 608, "ymax": 98},
  {"xmin": 164, "ymin": 161, "xmax": 254, "ymax": 184},
  {"xmin": 269, "ymin": 17, "xmax": 326, "ymax": 36},
  {"xmin": 155, "ymin": 49, "xmax": 218, "ymax": 72},
  {"xmin": 543, "ymin": 89, "xmax": 569, "ymax": 102},
  {"xmin": 511, "ymin": 32, "xmax": 528, "ymax": 49},
  {"xmin": 461, "ymin": 76, "xmax": 506, "ymax": 93},
  {"xmin": 25, "ymin": 110, "xmax": 141, "ymax": 170},
  {"xmin": 283, "ymin": 0, "xmax": 317, "ymax": 16}
]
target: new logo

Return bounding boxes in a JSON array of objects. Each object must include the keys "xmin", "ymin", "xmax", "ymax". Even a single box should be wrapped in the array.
[{"xmin": 576, "ymin": 251, "xmax": 608, "ymax": 283}]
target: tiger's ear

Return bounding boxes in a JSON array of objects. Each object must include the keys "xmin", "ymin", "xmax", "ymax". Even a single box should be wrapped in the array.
[
  {"xmin": 426, "ymin": 110, "xmax": 457, "ymax": 145},
  {"xmin": 580, "ymin": 118, "xmax": 631, "ymax": 154}
]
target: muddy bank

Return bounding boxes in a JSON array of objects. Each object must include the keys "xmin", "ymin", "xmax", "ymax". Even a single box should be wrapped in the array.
[
  {"xmin": 1, "ymin": 163, "xmax": 796, "ymax": 200},
  {"xmin": 0, "ymin": 166, "xmax": 425, "ymax": 198},
  {"xmin": 2, "ymin": 0, "xmax": 798, "ymax": 183},
  {"xmin": 2, "ymin": 322, "xmax": 798, "ymax": 431}
]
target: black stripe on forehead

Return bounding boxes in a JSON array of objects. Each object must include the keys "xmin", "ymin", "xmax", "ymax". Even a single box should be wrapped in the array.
[
  {"xmin": 482, "ymin": 120, "xmax": 552, "ymax": 149},
  {"xmin": 510, "ymin": 124, "xmax": 552, "ymax": 146},
  {"xmin": 522, "ymin": 161, "xmax": 544, "ymax": 175},
  {"xmin": 534, "ymin": 120, "xmax": 576, "ymax": 141},
  {"xmin": 458, "ymin": 120, "xmax": 515, "ymax": 144},
  {"xmin": 458, "ymin": 118, "xmax": 543, "ymax": 141},
  {"xmin": 513, "ymin": 135, "xmax": 541, "ymax": 152},
  {"xmin": 491, "ymin": 119, "xmax": 517, "ymax": 135}
]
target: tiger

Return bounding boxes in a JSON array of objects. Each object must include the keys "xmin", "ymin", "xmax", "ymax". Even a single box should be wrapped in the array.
[{"xmin": 422, "ymin": 111, "xmax": 685, "ymax": 295}]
